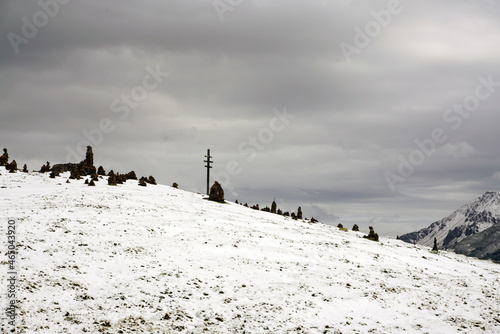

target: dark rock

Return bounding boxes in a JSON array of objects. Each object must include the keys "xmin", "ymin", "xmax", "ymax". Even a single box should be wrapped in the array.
[
  {"xmin": 363, "ymin": 226, "xmax": 379, "ymax": 242},
  {"xmin": 115, "ymin": 173, "xmax": 124, "ymax": 184},
  {"xmin": 126, "ymin": 171, "xmax": 137, "ymax": 180},
  {"xmin": 208, "ymin": 181, "xmax": 225, "ymax": 202},
  {"xmin": 97, "ymin": 166, "xmax": 106, "ymax": 176},
  {"xmin": 0, "ymin": 148, "xmax": 8, "ymax": 166},
  {"xmin": 432, "ymin": 237, "xmax": 438, "ymax": 252},
  {"xmin": 40, "ymin": 161, "xmax": 51, "ymax": 173},
  {"xmin": 69, "ymin": 167, "xmax": 81, "ymax": 180},
  {"xmin": 271, "ymin": 200, "xmax": 277, "ymax": 214},
  {"xmin": 85, "ymin": 146, "xmax": 93, "ymax": 167},
  {"xmin": 8, "ymin": 160, "xmax": 17, "ymax": 173},
  {"xmin": 297, "ymin": 207, "xmax": 303, "ymax": 220},
  {"xmin": 138, "ymin": 177, "xmax": 147, "ymax": 187},
  {"xmin": 108, "ymin": 171, "xmax": 117, "ymax": 186},
  {"xmin": 52, "ymin": 163, "xmax": 76, "ymax": 175},
  {"xmin": 147, "ymin": 176, "xmax": 157, "ymax": 185}
]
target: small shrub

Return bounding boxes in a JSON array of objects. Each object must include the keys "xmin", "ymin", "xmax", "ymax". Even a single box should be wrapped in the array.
[
  {"xmin": 172, "ymin": 182, "xmax": 178, "ymax": 188},
  {"xmin": 337, "ymin": 223, "xmax": 344, "ymax": 229},
  {"xmin": 138, "ymin": 177, "xmax": 147, "ymax": 187},
  {"xmin": 352, "ymin": 224, "xmax": 360, "ymax": 232}
]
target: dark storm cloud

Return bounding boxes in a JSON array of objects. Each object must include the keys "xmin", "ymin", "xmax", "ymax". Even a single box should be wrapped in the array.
[{"xmin": 1, "ymin": 0, "xmax": 500, "ymax": 235}]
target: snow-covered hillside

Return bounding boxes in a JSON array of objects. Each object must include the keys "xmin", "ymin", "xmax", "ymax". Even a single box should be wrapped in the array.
[{"xmin": 1, "ymin": 168, "xmax": 499, "ymax": 333}]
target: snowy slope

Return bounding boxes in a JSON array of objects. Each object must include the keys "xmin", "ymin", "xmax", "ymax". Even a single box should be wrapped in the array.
[
  {"xmin": 399, "ymin": 192, "xmax": 500, "ymax": 251},
  {"xmin": 1, "ymin": 168, "xmax": 500, "ymax": 333}
]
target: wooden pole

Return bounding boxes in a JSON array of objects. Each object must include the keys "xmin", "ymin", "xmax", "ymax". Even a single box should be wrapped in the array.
[{"xmin": 204, "ymin": 149, "xmax": 213, "ymax": 195}]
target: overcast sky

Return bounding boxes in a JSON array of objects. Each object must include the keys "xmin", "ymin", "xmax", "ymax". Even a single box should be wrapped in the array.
[{"xmin": 2, "ymin": 0, "xmax": 500, "ymax": 236}]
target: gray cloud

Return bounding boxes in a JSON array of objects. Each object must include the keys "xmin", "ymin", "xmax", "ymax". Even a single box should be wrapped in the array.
[{"xmin": 1, "ymin": 0, "xmax": 500, "ymax": 235}]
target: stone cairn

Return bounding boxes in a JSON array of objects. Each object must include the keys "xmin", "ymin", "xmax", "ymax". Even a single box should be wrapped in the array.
[{"xmin": 208, "ymin": 181, "xmax": 225, "ymax": 202}]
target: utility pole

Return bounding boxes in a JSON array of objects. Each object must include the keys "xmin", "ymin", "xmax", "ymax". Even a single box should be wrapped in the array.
[{"xmin": 204, "ymin": 149, "xmax": 213, "ymax": 195}]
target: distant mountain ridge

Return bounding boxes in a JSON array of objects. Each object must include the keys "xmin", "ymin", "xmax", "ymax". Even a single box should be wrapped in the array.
[{"xmin": 399, "ymin": 191, "xmax": 500, "ymax": 262}]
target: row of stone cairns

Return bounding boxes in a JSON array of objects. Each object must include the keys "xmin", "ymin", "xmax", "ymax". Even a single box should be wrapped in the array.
[
  {"xmin": 0, "ymin": 148, "xmax": 22, "ymax": 173},
  {"xmin": 208, "ymin": 182, "xmax": 379, "ymax": 239},
  {"xmin": 4, "ymin": 148, "xmax": 382, "ymax": 239},
  {"xmin": 1, "ymin": 147, "xmax": 161, "ymax": 188},
  {"xmin": 207, "ymin": 181, "xmax": 319, "ymax": 223},
  {"xmin": 242, "ymin": 202, "xmax": 311, "ymax": 221},
  {"xmin": 337, "ymin": 223, "xmax": 379, "ymax": 241}
]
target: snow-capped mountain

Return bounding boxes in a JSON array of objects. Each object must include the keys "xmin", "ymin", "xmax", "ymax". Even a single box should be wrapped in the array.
[
  {"xmin": 1, "ymin": 168, "xmax": 500, "ymax": 333},
  {"xmin": 399, "ymin": 191, "xmax": 500, "ymax": 262}
]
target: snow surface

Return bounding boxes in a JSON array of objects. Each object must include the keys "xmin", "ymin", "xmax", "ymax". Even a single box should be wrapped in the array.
[{"xmin": 1, "ymin": 168, "xmax": 499, "ymax": 333}]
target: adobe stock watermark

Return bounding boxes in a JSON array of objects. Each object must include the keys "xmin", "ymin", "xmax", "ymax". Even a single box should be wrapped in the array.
[
  {"xmin": 213, "ymin": 107, "xmax": 295, "ymax": 196},
  {"xmin": 5, "ymin": 219, "xmax": 18, "ymax": 332},
  {"xmin": 7, "ymin": 0, "xmax": 72, "ymax": 54},
  {"xmin": 213, "ymin": 0, "xmax": 244, "ymax": 22},
  {"xmin": 65, "ymin": 65, "xmax": 169, "ymax": 162},
  {"xmin": 339, "ymin": 0, "xmax": 405, "ymax": 63},
  {"xmin": 385, "ymin": 74, "xmax": 499, "ymax": 192}
]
